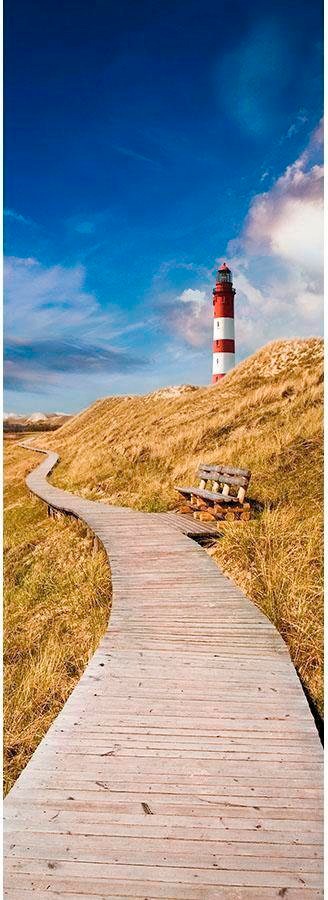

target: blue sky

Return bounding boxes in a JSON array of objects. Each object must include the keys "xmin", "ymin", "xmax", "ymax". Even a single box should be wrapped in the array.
[{"xmin": 4, "ymin": 0, "xmax": 323, "ymax": 413}]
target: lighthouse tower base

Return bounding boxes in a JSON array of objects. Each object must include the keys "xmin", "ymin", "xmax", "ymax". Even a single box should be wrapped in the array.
[{"xmin": 212, "ymin": 374, "xmax": 225, "ymax": 383}]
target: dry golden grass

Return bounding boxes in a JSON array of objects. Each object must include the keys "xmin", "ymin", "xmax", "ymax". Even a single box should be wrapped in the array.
[
  {"xmin": 4, "ymin": 436, "xmax": 111, "ymax": 795},
  {"xmin": 35, "ymin": 337, "xmax": 323, "ymax": 714}
]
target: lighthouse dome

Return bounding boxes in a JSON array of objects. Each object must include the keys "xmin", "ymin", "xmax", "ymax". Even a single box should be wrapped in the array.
[{"xmin": 217, "ymin": 262, "xmax": 232, "ymax": 284}]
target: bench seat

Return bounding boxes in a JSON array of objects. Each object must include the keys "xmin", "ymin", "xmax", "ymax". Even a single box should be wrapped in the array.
[{"xmin": 175, "ymin": 486, "xmax": 240, "ymax": 504}]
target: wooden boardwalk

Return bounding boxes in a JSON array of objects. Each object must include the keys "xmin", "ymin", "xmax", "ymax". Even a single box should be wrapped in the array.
[{"xmin": 4, "ymin": 446, "xmax": 323, "ymax": 899}]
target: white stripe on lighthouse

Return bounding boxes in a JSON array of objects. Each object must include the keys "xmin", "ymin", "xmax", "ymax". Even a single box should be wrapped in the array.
[
  {"xmin": 212, "ymin": 352, "xmax": 235, "ymax": 375},
  {"xmin": 213, "ymin": 317, "xmax": 235, "ymax": 341}
]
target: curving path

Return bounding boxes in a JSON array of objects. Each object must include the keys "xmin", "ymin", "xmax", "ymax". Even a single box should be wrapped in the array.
[{"xmin": 4, "ymin": 446, "xmax": 323, "ymax": 899}]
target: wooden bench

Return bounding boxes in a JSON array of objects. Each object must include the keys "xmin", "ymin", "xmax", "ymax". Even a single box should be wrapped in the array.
[{"xmin": 175, "ymin": 463, "xmax": 252, "ymax": 522}]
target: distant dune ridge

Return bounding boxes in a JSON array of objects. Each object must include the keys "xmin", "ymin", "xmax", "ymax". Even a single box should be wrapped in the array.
[
  {"xmin": 35, "ymin": 336, "xmax": 323, "ymax": 713},
  {"xmin": 3, "ymin": 411, "xmax": 72, "ymax": 432}
]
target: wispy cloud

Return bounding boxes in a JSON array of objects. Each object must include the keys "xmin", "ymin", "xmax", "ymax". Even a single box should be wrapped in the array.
[
  {"xmin": 215, "ymin": 19, "xmax": 292, "ymax": 137},
  {"xmin": 4, "ymin": 209, "xmax": 34, "ymax": 226},
  {"xmin": 65, "ymin": 208, "xmax": 112, "ymax": 236},
  {"xmin": 285, "ymin": 109, "xmax": 308, "ymax": 140},
  {"xmin": 4, "ymin": 256, "xmax": 149, "ymax": 393},
  {"xmin": 113, "ymin": 145, "xmax": 161, "ymax": 167},
  {"xmin": 4, "ymin": 256, "xmax": 106, "ymax": 339},
  {"xmin": 73, "ymin": 220, "xmax": 96, "ymax": 234}
]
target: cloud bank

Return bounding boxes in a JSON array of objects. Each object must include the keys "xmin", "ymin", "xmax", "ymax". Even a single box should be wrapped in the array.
[
  {"xmin": 5, "ymin": 339, "xmax": 147, "ymax": 393},
  {"xmin": 232, "ymin": 119, "xmax": 323, "ymax": 353},
  {"xmin": 162, "ymin": 120, "xmax": 323, "ymax": 356},
  {"xmin": 242, "ymin": 120, "xmax": 323, "ymax": 275}
]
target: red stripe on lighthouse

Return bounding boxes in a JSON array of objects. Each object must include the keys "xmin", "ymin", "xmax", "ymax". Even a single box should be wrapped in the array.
[
  {"xmin": 213, "ymin": 296, "xmax": 234, "ymax": 318},
  {"xmin": 213, "ymin": 339, "xmax": 235, "ymax": 353}
]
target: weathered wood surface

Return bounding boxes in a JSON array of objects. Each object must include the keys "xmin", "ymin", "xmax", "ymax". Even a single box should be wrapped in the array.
[
  {"xmin": 154, "ymin": 511, "xmax": 219, "ymax": 538},
  {"xmin": 199, "ymin": 463, "xmax": 252, "ymax": 479},
  {"xmin": 4, "ymin": 445, "xmax": 323, "ymax": 898},
  {"xmin": 198, "ymin": 469, "xmax": 250, "ymax": 488},
  {"xmin": 175, "ymin": 485, "xmax": 241, "ymax": 503}
]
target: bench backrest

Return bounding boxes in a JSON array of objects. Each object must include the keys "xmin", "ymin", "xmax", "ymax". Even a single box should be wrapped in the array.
[{"xmin": 197, "ymin": 463, "xmax": 251, "ymax": 503}]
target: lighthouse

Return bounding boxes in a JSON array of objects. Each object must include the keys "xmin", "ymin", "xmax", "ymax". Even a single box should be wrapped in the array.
[{"xmin": 212, "ymin": 262, "xmax": 236, "ymax": 383}]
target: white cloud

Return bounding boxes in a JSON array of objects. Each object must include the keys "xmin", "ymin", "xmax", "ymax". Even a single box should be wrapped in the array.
[
  {"xmin": 244, "ymin": 150, "xmax": 323, "ymax": 276},
  {"xmin": 269, "ymin": 198, "xmax": 323, "ymax": 273},
  {"xmin": 180, "ymin": 288, "xmax": 206, "ymax": 305},
  {"xmin": 228, "ymin": 120, "xmax": 324, "ymax": 355},
  {"xmin": 295, "ymin": 290, "xmax": 323, "ymax": 321}
]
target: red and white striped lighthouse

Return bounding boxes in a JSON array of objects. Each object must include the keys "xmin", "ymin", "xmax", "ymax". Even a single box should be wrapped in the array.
[{"xmin": 212, "ymin": 262, "xmax": 236, "ymax": 383}]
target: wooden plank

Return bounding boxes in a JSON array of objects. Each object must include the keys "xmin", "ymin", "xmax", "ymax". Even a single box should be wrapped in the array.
[
  {"xmin": 198, "ymin": 468, "xmax": 249, "ymax": 488},
  {"xmin": 3, "ymin": 874, "xmax": 324, "ymax": 899},
  {"xmin": 155, "ymin": 512, "xmax": 219, "ymax": 537},
  {"xmin": 4, "ymin": 442, "xmax": 323, "ymax": 899},
  {"xmin": 175, "ymin": 486, "xmax": 240, "ymax": 503},
  {"xmin": 3, "ymin": 857, "xmax": 323, "ymax": 889},
  {"xmin": 199, "ymin": 462, "xmax": 251, "ymax": 478}
]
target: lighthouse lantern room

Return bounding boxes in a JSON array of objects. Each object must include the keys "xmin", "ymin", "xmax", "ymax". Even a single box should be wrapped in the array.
[{"xmin": 212, "ymin": 262, "xmax": 236, "ymax": 383}]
